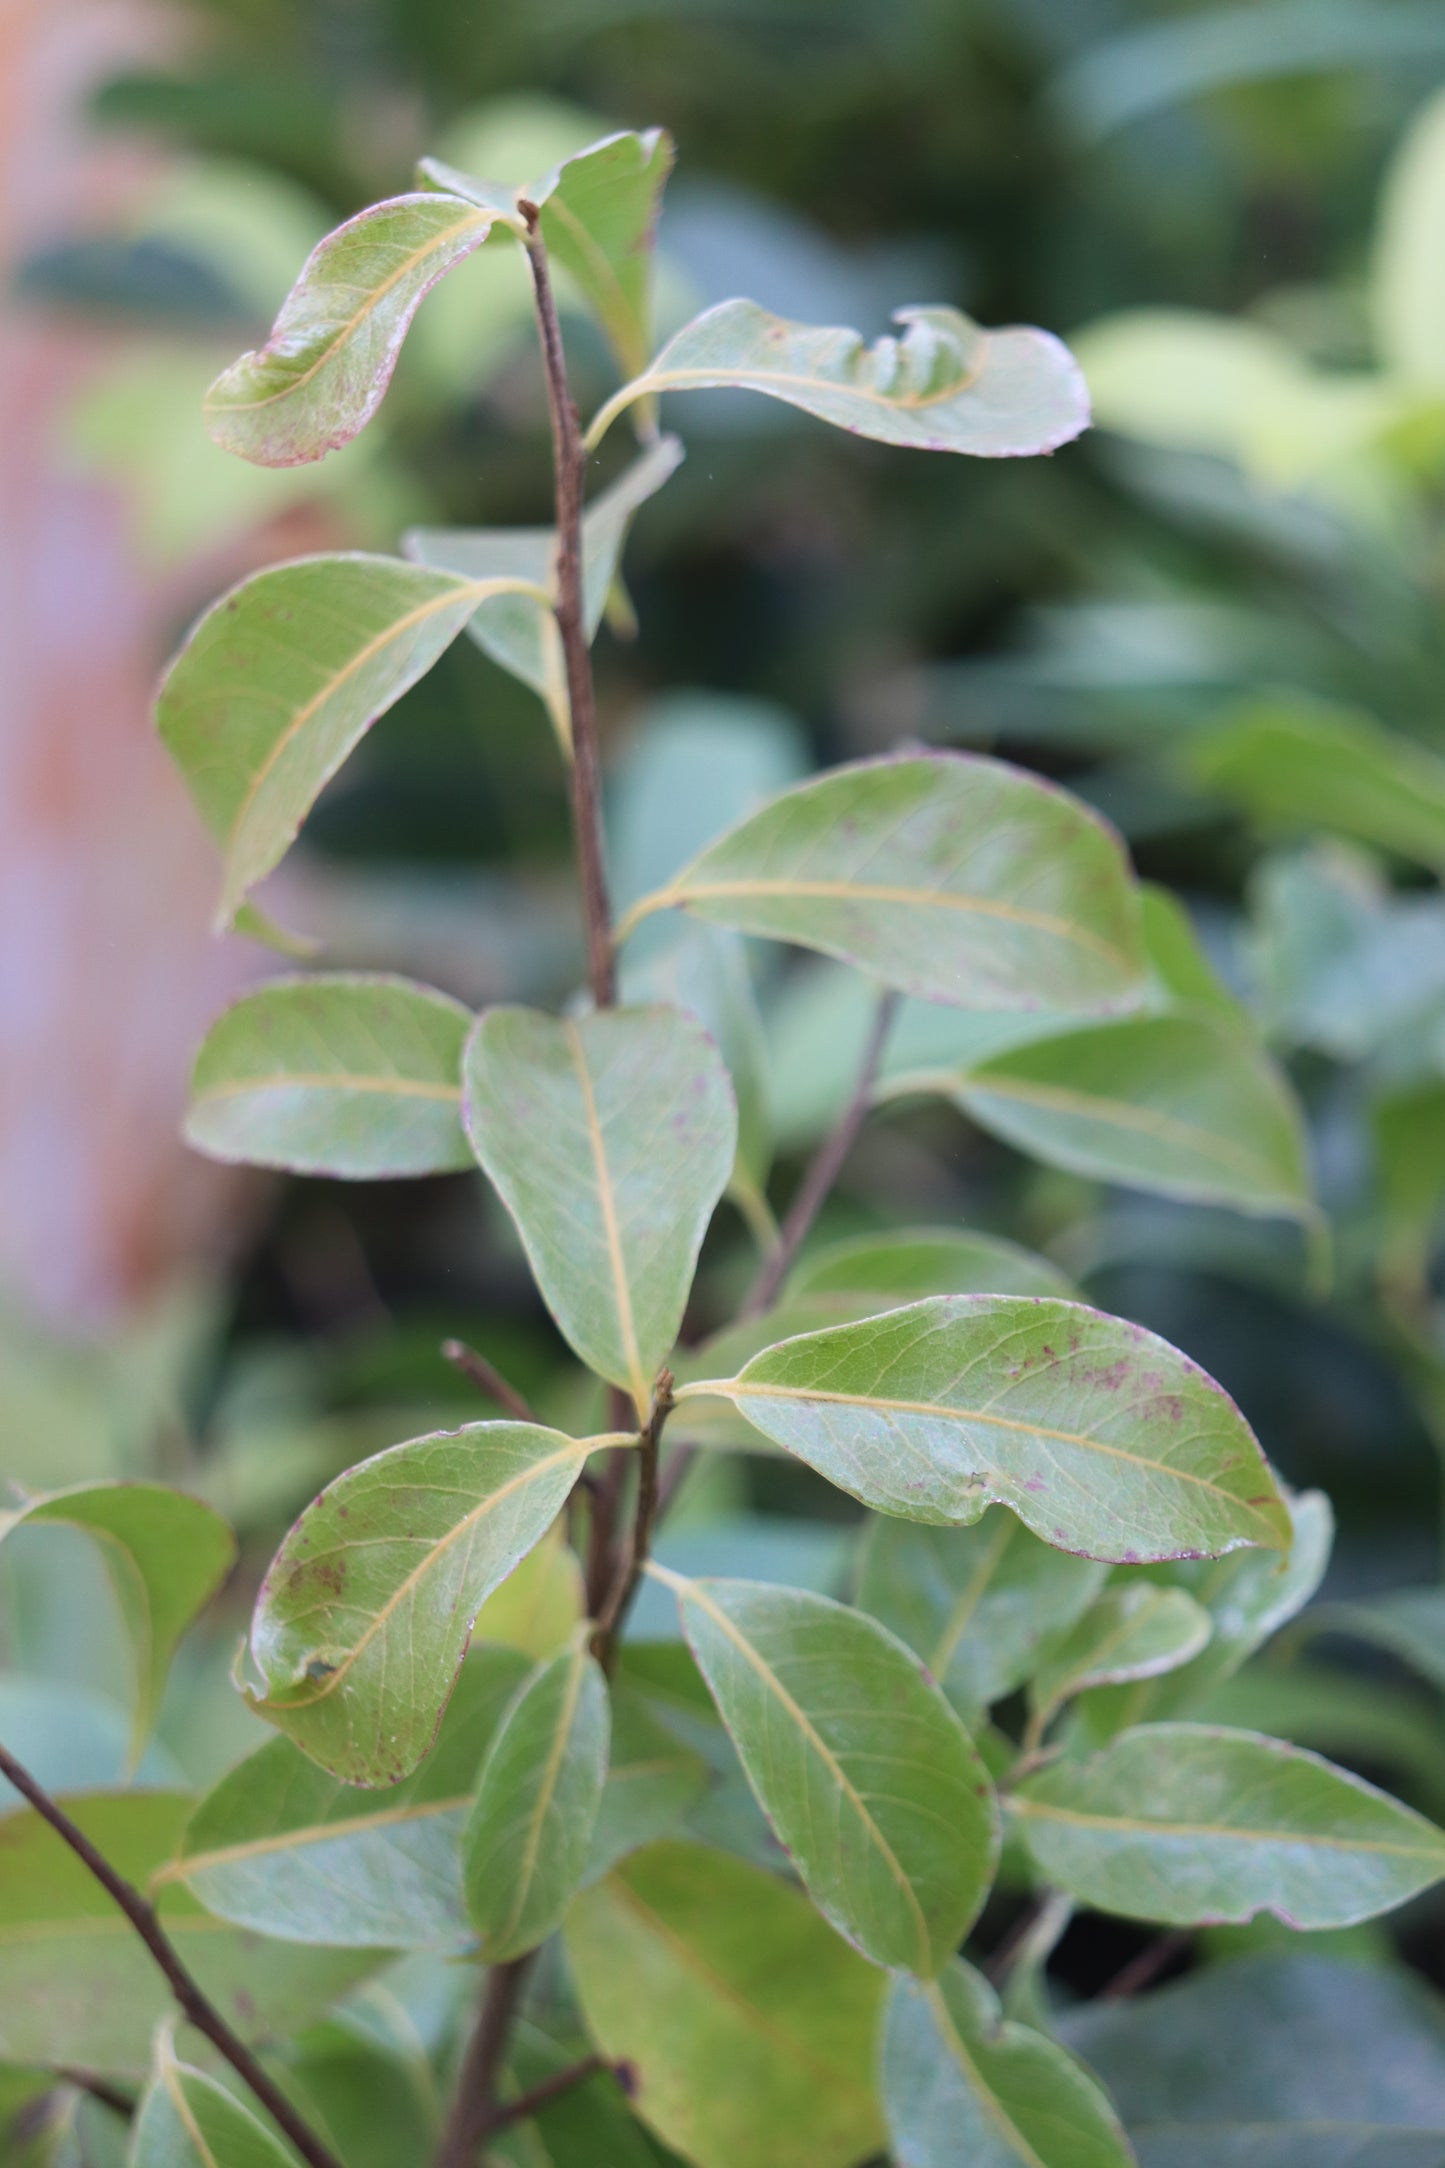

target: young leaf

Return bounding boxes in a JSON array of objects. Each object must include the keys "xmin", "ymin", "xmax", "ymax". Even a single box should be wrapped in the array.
[
  {"xmin": 791, "ymin": 1227, "xmax": 1078, "ymax": 1305},
  {"xmin": 1011, "ymin": 1723, "xmax": 1445, "ymax": 1929},
  {"xmin": 204, "ymin": 193, "xmax": 505, "ymax": 465},
  {"xmin": 131, "ymin": 2035, "xmax": 302, "ymax": 2166},
  {"xmin": 185, "ymin": 974, "xmax": 472, "ymax": 1178},
  {"xmin": 245, "ymin": 1421, "xmax": 601, "ymax": 1784},
  {"xmin": 564, "ymin": 1840, "xmax": 886, "ymax": 2168},
  {"xmin": 587, "ymin": 299, "xmax": 1089, "ymax": 458},
  {"xmin": 882, "ymin": 1959, "xmax": 1133, "ymax": 2168},
  {"xmin": 462, "ymin": 1005, "xmax": 737, "ymax": 1412},
  {"xmin": 166, "ymin": 1646, "xmax": 531, "ymax": 1946},
  {"xmin": 0, "ymin": 1482, "xmax": 234, "ymax": 1761},
  {"xmin": 856, "ymin": 1509, "xmax": 1106, "ymax": 1716},
  {"xmin": 616, "ymin": 754, "xmax": 1146, "ymax": 1014},
  {"xmin": 462, "ymin": 1642, "xmax": 610, "ymax": 1960},
  {"xmin": 658, "ymin": 1571, "xmax": 998, "ymax": 1975},
  {"xmin": 159, "ymin": 553, "xmax": 547, "ymax": 928},
  {"xmin": 1029, "ymin": 1582, "xmax": 1212, "ymax": 1726},
  {"xmin": 681, "ymin": 1294, "xmax": 1289, "ymax": 1564}
]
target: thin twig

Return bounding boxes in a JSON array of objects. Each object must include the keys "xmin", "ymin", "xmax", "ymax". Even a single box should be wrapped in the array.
[
  {"xmin": 488, "ymin": 2055, "xmax": 608, "ymax": 2135},
  {"xmin": 592, "ymin": 1372, "xmax": 673, "ymax": 1670},
  {"xmin": 984, "ymin": 1887, "xmax": 1073, "ymax": 1989},
  {"xmin": 55, "ymin": 2070, "xmax": 136, "ymax": 2121},
  {"xmin": 1099, "ymin": 1929, "xmax": 1191, "ymax": 2001},
  {"xmin": 0, "ymin": 1742, "xmax": 344, "ymax": 2168},
  {"xmin": 441, "ymin": 1339, "xmax": 540, "ymax": 1426},
  {"xmin": 435, "ymin": 1957, "xmax": 534, "ymax": 2168}
]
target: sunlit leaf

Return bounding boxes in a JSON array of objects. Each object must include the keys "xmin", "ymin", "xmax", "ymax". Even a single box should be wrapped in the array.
[
  {"xmin": 1030, "ymin": 1583, "xmax": 1212, "ymax": 1727},
  {"xmin": 130, "ymin": 2034, "xmax": 302, "ymax": 2165}
]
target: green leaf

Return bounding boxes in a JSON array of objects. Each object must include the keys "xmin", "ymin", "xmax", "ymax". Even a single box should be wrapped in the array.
[
  {"xmin": 0, "ymin": 1792, "xmax": 378, "ymax": 2073},
  {"xmin": 130, "ymin": 2036, "xmax": 301, "ymax": 2165},
  {"xmin": 166, "ymin": 1645, "xmax": 530, "ymax": 1946},
  {"xmin": 856, "ymin": 1509, "xmax": 1107, "ymax": 1716},
  {"xmin": 791, "ymin": 1227, "xmax": 1078, "ymax": 1304},
  {"xmin": 462, "ymin": 1005, "xmax": 737, "ymax": 1411},
  {"xmin": 1303, "ymin": 1587, "xmax": 1445, "ymax": 1696},
  {"xmin": 159, "ymin": 553, "xmax": 546, "ymax": 929},
  {"xmin": 682, "ymin": 1294, "xmax": 1289, "ymax": 1563},
  {"xmin": 497, "ymin": 2016, "xmax": 656, "ymax": 2168},
  {"xmin": 1139, "ymin": 883, "xmax": 1246, "ymax": 1023},
  {"xmin": 185, "ymin": 974, "xmax": 472, "ymax": 1178},
  {"xmin": 657, "ymin": 1570, "xmax": 998, "ymax": 1975},
  {"xmin": 0, "ymin": 1482, "xmax": 234, "ymax": 1761},
  {"xmin": 585, "ymin": 1677, "xmax": 709, "ymax": 1880},
  {"xmin": 882, "ymin": 1958, "xmax": 1133, "ymax": 2168},
  {"xmin": 1012, "ymin": 1723, "xmax": 1445, "ymax": 1928},
  {"xmin": 245, "ymin": 1420, "xmax": 602, "ymax": 1784},
  {"xmin": 463, "ymin": 1642, "xmax": 609, "ymax": 1960},
  {"xmin": 1030, "ymin": 1582, "xmax": 1212, "ymax": 1727},
  {"xmin": 1372, "ymin": 83, "xmax": 1445, "ymax": 389},
  {"xmin": 588, "ymin": 300, "xmax": 1089, "ymax": 458},
  {"xmin": 564, "ymin": 1840, "xmax": 886, "ymax": 2168},
  {"xmin": 471, "ymin": 1522, "xmax": 585, "ymax": 1659},
  {"xmin": 203, "ymin": 193, "xmax": 503, "ymax": 465},
  {"xmin": 617, "ymin": 754, "xmax": 1146, "ymax": 1014}
]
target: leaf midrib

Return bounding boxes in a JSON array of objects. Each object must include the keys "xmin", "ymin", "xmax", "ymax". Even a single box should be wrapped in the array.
[
  {"xmin": 490, "ymin": 1650, "xmax": 587, "ymax": 1951},
  {"xmin": 161, "ymin": 1793, "xmax": 469, "ymax": 1884},
  {"xmin": 564, "ymin": 1019, "xmax": 647, "ymax": 1410},
  {"xmin": 925, "ymin": 1982, "xmax": 1049, "ymax": 2168},
  {"xmin": 1009, "ymin": 1794, "xmax": 1445, "ymax": 1859},
  {"xmin": 196, "ymin": 1072, "xmax": 460, "ymax": 1104},
  {"xmin": 962, "ymin": 1068, "xmax": 1283, "ymax": 1186}
]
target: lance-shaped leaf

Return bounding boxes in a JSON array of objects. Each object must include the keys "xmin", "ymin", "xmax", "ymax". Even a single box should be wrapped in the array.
[
  {"xmin": 462, "ymin": 1642, "xmax": 610, "ymax": 1960},
  {"xmin": 204, "ymin": 192, "xmax": 504, "ymax": 465},
  {"xmin": 159, "ymin": 553, "xmax": 547, "ymax": 929},
  {"xmin": 882, "ymin": 1959, "xmax": 1134, "ymax": 2168},
  {"xmin": 462, "ymin": 1005, "xmax": 737, "ymax": 1411},
  {"xmin": 680, "ymin": 1295, "xmax": 1288, "ymax": 1564},
  {"xmin": 131, "ymin": 2035, "xmax": 302, "ymax": 2166},
  {"xmin": 185, "ymin": 974, "xmax": 471, "ymax": 1179},
  {"xmin": 1011, "ymin": 1723, "xmax": 1445, "ymax": 1929},
  {"xmin": 0, "ymin": 1482, "xmax": 234, "ymax": 1760},
  {"xmin": 245, "ymin": 1421, "xmax": 602, "ymax": 1785},
  {"xmin": 616, "ymin": 754, "xmax": 1145, "ymax": 1014},
  {"xmin": 0, "ymin": 1792, "xmax": 379, "ymax": 2073},
  {"xmin": 165, "ymin": 1646, "xmax": 530, "ymax": 1946},
  {"xmin": 587, "ymin": 299, "xmax": 1089, "ymax": 458},
  {"xmin": 792, "ymin": 1227, "xmax": 1077, "ymax": 1305},
  {"xmin": 565, "ymin": 1841, "xmax": 886, "ymax": 2168},
  {"xmin": 1030, "ymin": 1583, "xmax": 1212, "ymax": 1728},
  {"xmin": 656, "ymin": 1571, "xmax": 998, "ymax": 1975},
  {"xmin": 856, "ymin": 1509, "xmax": 1107, "ymax": 1717}
]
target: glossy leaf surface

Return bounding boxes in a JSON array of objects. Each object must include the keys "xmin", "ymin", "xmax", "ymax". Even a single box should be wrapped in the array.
[
  {"xmin": 186, "ymin": 974, "xmax": 472, "ymax": 1178},
  {"xmin": 1031, "ymin": 1583, "xmax": 1212, "ymax": 1722},
  {"xmin": 131, "ymin": 2038, "xmax": 301, "ymax": 2166}
]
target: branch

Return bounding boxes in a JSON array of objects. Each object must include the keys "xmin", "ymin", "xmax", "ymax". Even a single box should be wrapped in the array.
[
  {"xmin": 488, "ymin": 2054, "xmax": 608, "ymax": 2135},
  {"xmin": 434, "ymin": 1957, "xmax": 534, "ymax": 2168},
  {"xmin": 55, "ymin": 2070, "xmax": 136, "ymax": 2121},
  {"xmin": 591, "ymin": 1371, "xmax": 673, "ymax": 1671},
  {"xmin": 441, "ymin": 1339, "xmax": 540, "ymax": 1426},
  {"xmin": 0, "ymin": 1742, "xmax": 344, "ymax": 2168},
  {"xmin": 1099, "ymin": 1929, "xmax": 1191, "ymax": 2000}
]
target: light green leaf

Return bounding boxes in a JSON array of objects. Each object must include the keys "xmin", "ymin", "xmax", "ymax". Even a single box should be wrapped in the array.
[
  {"xmin": 1372, "ymin": 83, "xmax": 1445, "ymax": 389},
  {"xmin": 471, "ymin": 1522, "xmax": 584, "ymax": 1660},
  {"xmin": 657, "ymin": 1570, "xmax": 998, "ymax": 1975},
  {"xmin": 1303, "ymin": 1588, "xmax": 1445, "ymax": 1696},
  {"xmin": 185, "ymin": 974, "xmax": 471, "ymax": 1178},
  {"xmin": 792, "ymin": 1227, "xmax": 1078, "ymax": 1305},
  {"xmin": 204, "ymin": 193, "xmax": 504, "ymax": 465},
  {"xmin": 882, "ymin": 1958, "xmax": 1133, "ymax": 2168},
  {"xmin": 130, "ymin": 2035, "xmax": 301, "ymax": 2166},
  {"xmin": 1139, "ymin": 883, "xmax": 1246, "ymax": 1023},
  {"xmin": 166, "ymin": 1646, "xmax": 530, "ymax": 1945},
  {"xmin": 617, "ymin": 754, "xmax": 1146, "ymax": 1014},
  {"xmin": 564, "ymin": 1840, "xmax": 886, "ymax": 2168},
  {"xmin": 463, "ymin": 1643, "xmax": 610, "ymax": 1960},
  {"xmin": 681, "ymin": 1294, "xmax": 1289, "ymax": 1563},
  {"xmin": 1031, "ymin": 1583, "xmax": 1212, "ymax": 1727},
  {"xmin": 159, "ymin": 553, "xmax": 547, "ymax": 929},
  {"xmin": 588, "ymin": 299, "xmax": 1089, "ymax": 458},
  {"xmin": 245, "ymin": 1421, "xmax": 603, "ymax": 1784},
  {"xmin": 0, "ymin": 1482, "xmax": 234, "ymax": 1761},
  {"xmin": 462, "ymin": 1005, "xmax": 737, "ymax": 1411},
  {"xmin": 856, "ymin": 1509, "xmax": 1107, "ymax": 1717},
  {"xmin": 0, "ymin": 1792, "xmax": 378, "ymax": 2073},
  {"xmin": 584, "ymin": 1677, "xmax": 709, "ymax": 1881},
  {"xmin": 1012, "ymin": 1724, "xmax": 1445, "ymax": 1929}
]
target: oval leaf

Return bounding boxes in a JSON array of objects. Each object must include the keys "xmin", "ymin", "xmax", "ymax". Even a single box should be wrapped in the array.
[
  {"xmin": 186, "ymin": 973, "xmax": 471, "ymax": 1178},
  {"xmin": 1030, "ymin": 1583, "xmax": 1212, "ymax": 1725},
  {"xmin": 462, "ymin": 1005, "xmax": 737, "ymax": 1410},
  {"xmin": 659, "ymin": 1571, "xmax": 998, "ymax": 1975},
  {"xmin": 792, "ymin": 1227, "xmax": 1078, "ymax": 1304},
  {"xmin": 246, "ymin": 1421, "xmax": 597, "ymax": 1784},
  {"xmin": 589, "ymin": 299, "xmax": 1088, "ymax": 457},
  {"xmin": 463, "ymin": 1643, "xmax": 610, "ymax": 1960},
  {"xmin": 204, "ymin": 193, "xmax": 500, "ymax": 465},
  {"xmin": 131, "ymin": 2037, "xmax": 302, "ymax": 2166},
  {"xmin": 882, "ymin": 1959, "xmax": 1133, "ymax": 2168},
  {"xmin": 684, "ymin": 1294, "xmax": 1289, "ymax": 1564},
  {"xmin": 1012, "ymin": 1723, "xmax": 1445, "ymax": 1929},
  {"xmin": 619, "ymin": 754, "xmax": 1145, "ymax": 1014}
]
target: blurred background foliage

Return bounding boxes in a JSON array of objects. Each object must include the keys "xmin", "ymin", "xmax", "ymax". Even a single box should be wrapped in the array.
[{"xmin": 8, "ymin": 0, "xmax": 1445, "ymax": 2038}]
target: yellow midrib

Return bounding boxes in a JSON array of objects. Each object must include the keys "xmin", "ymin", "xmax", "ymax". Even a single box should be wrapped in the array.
[
  {"xmin": 926, "ymin": 1981, "xmax": 1049, "ymax": 2168},
  {"xmin": 155, "ymin": 1793, "xmax": 469, "ymax": 1885},
  {"xmin": 963, "ymin": 1070, "xmax": 1277, "ymax": 1185},
  {"xmin": 1009, "ymin": 1794, "xmax": 1445, "ymax": 1858},
  {"xmin": 160, "ymin": 2046, "xmax": 221, "ymax": 2168},
  {"xmin": 491, "ymin": 1650, "xmax": 587, "ymax": 1950},
  {"xmin": 197, "ymin": 1072, "xmax": 460, "ymax": 1104},
  {"xmin": 639, "ymin": 340, "xmax": 987, "ymax": 417},
  {"xmin": 929, "ymin": 1514, "xmax": 1014, "ymax": 1678},
  {"xmin": 565, "ymin": 1020, "xmax": 648, "ymax": 1411}
]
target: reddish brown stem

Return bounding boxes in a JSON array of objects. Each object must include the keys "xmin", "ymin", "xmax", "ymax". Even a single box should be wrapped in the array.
[
  {"xmin": 434, "ymin": 1957, "xmax": 534, "ymax": 2168},
  {"xmin": 441, "ymin": 1338, "xmax": 540, "ymax": 1425},
  {"xmin": 488, "ymin": 2054, "xmax": 609, "ymax": 2135},
  {"xmin": 592, "ymin": 1372, "xmax": 673, "ymax": 1670}
]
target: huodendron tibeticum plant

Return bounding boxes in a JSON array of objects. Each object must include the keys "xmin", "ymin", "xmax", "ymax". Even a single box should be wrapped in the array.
[{"xmin": 4, "ymin": 125, "xmax": 1444, "ymax": 2168}]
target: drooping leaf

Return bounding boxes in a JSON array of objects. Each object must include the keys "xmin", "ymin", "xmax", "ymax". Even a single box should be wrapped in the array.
[
  {"xmin": 681, "ymin": 1294, "xmax": 1289, "ymax": 1563},
  {"xmin": 584, "ymin": 1677, "xmax": 710, "ymax": 1881},
  {"xmin": 882, "ymin": 1958, "xmax": 1133, "ymax": 2168},
  {"xmin": 588, "ymin": 299, "xmax": 1089, "ymax": 459},
  {"xmin": 856, "ymin": 1508, "xmax": 1107, "ymax": 1717},
  {"xmin": 658, "ymin": 1571, "xmax": 998, "ymax": 1975},
  {"xmin": 167, "ymin": 1646, "xmax": 530, "ymax": 1946},
  {"xmin": 564, "ymin": 1840, "xmax": 886, "ymax": 2168},
  {"xmin": 245, "ymin": 1421, "xmax": 602, "ymax": 1784},
  {"xmin": 617, "ymin": 754, "xmax": 1146, "ymax": 1014},
  {"xmin": 130, "ymin": 2036, "xmax": 302, "ymax": 2166},
  {"xmin": 0, "ymin": 1793, "xmax": 378, "ymax": 2073},
  {"xmin": 185, "ymin": 974, "xmax": 472, "ymax": 1178},
  {"xmin": 791, "ymin": 1227, "xmax": 1078, "ymax": 1305},
  {"xmin": 462, "ymin": 1005, "xmax": 737, "ymax": 1411},
  {"xmin": 1012, "ymin": 1723, "xmax": 1445, "ymax": 1928},
  {"xmin": 0, "ymin": 1483, "xmax": 234, "ymax": 1760},
  {"xmin": 1030, "ymin": 1583, "xmax": 1212, "ymax": 1727},
  {"xmin": 204, "ymin": 193, "xmax": 504, "ymax": 465},
  {"xmin": 1303, "ymin": 1587, "xmax": 1445, "ymax": 1696},
  {"xmin": 159, "ymin": 553, "xmax": 546, "ymax": 928},
  {"xmin": 463, "ymin": 1642, "xmax": 609, "ymax": 1960}
]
